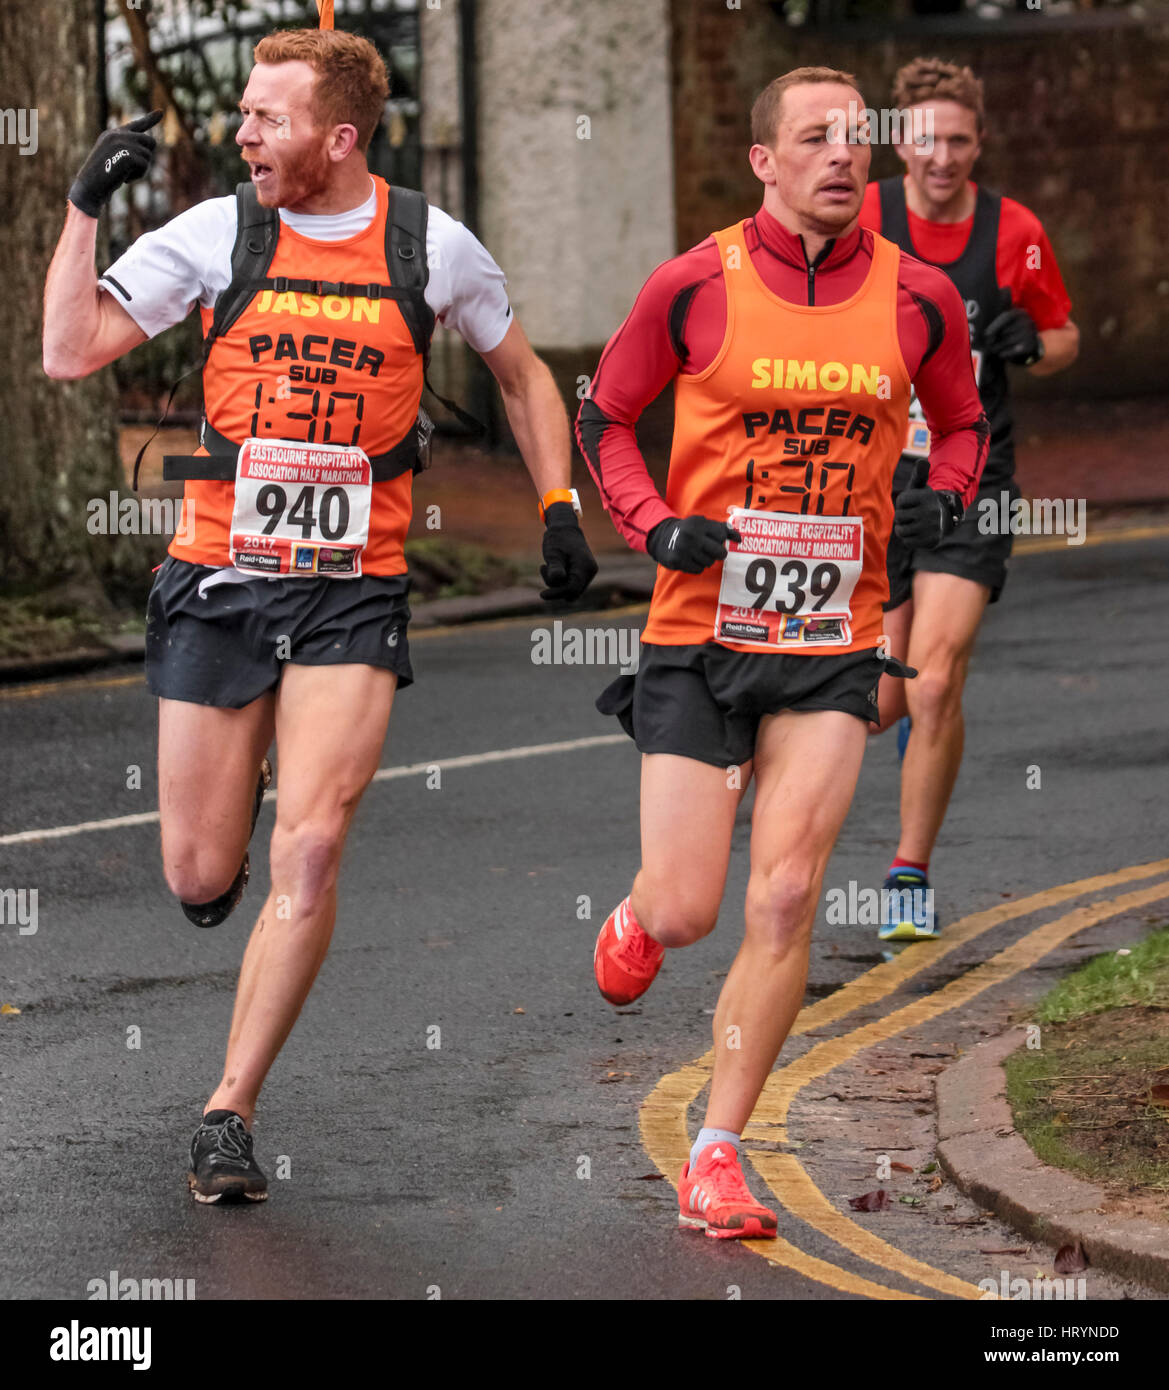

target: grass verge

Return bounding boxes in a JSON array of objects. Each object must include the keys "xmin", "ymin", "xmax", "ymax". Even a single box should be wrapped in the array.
[{"xmin": 1005, "ymin": 926, "xmax": 1169, "ymax": 1208}]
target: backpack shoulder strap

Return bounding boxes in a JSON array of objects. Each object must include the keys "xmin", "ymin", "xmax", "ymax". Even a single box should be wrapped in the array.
[
  {"xmin": 385, "ymin": 186, "xmax": 485, "ymax": 437},
  {"xmin": 385, "ymin": 184, "xmax": 434, "ymax": 359},
  {"xmin": 207, "ymin": 181, "xmax": 281, "ymax": 349},
  {"xmin": 131, "ymin": 184, "xmax": 278, "ymax": 491}
]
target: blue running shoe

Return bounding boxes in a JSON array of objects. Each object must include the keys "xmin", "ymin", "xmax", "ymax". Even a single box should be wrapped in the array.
[
  {"xmin": 878, "ymin": 867, "xmax": 939, "ymax": 941},
  {"xmin": 896, "ymin": 716, "xmax": 912, "ymax": 764}
]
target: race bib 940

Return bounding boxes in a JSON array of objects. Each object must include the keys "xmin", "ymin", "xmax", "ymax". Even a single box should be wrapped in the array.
[
  {"xmin": 715, "ymin": 507, "xmax": 863, "ymax": 650},
  {"xmin": 229, "ymin": 437, "xmax": 372, "ymax": 578}
]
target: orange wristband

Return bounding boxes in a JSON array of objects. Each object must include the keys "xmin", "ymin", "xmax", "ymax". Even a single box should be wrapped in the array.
[{"xmin": 538, "ymin": 488, "xmax": 580, "ymax": 521}]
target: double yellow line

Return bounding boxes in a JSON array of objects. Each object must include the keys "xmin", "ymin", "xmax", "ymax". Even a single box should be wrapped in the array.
[{"xmin": 640, "ymin": 858, "xmax": 1169, "ymax": 1299}]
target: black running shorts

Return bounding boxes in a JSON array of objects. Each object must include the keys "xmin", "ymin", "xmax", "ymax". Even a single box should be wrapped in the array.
[
  {"xmin": 597, "ymin": 641, "xmax": 908, "ymax": 769},
  {"xmin": 885, "ymin": 456, "xmax": 1020, "ymax": 610},
  {"xmin": 145, "ymin": 556, "xmax": 414, "ymax": 708}
]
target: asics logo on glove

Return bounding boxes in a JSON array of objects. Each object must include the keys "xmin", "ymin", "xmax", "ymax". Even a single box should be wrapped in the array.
[
  {"xmin": 647, "ymin": 515, "xmax": 741, "ymax": 574},
  {"xmin": 69, "ymin": 110, "xmax": 162, "ymax": 219}
]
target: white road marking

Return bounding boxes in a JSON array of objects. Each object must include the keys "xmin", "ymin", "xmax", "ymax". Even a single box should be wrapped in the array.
[{"xmin": 0, "ymin": 734, "xmax": 628, "ymax": 847}]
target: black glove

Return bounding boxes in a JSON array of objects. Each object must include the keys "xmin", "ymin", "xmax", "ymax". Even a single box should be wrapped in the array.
[
  {"xmin": 646, "ymin": 515, "xmax": 741, "ymax": 574},
  {"xmin": 893, "ymin": 459, "xmax": 963, "ymax": 550},
  {"xmin": 540, "ymin": 501, "xmax": 598, "ymax": 602},
  {"xmin": 68, "ymin": 110, "xmax": 162, "ymax": 218},
  {"xmin": 982, "ymin": 307, "xmax": 1044, "ymax": 366}
]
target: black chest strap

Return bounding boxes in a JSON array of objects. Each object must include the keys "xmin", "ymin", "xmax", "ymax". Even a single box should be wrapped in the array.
[{"xmin": 162, "ymin": 420, "xmax": 426, "ymax": 485}]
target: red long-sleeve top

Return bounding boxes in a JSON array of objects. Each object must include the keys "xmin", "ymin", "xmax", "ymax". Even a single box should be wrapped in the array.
[{"xmin": 576, "ymin": 204, "xmax": 989, "ymax": 553}]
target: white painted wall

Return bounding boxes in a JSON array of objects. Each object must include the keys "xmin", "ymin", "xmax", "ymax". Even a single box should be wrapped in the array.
[{"xmin": 421, "ymin": 0, "xmax": 675, "ymax": 351}]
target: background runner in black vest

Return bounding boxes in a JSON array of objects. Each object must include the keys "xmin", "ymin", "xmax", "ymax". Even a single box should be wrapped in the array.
[{"xmin": 857, "ymin": 57, "xmax": 1079, "ymax": 941}]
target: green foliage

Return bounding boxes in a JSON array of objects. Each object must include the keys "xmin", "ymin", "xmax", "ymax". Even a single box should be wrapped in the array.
[
  {"xmin": 1034, "ymin": 928, "xmax": 1169, "ymax": 1023},
  {"xmin": 404, "ymin": 537, "xmax": 525, "ymax": 600},
  {"xmin": 1006, "ymin": 1031, "xmax": 1169, "ymax": 1195},
  {"xmin": 0, "ymin": 597, "xmax": 127, "ymax": 660}
]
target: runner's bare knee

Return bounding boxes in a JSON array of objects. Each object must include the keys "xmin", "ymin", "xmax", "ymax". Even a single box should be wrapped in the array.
[
  {"xmin": 638, "ymin": 879, "xmax": 720, "ymax": 948},
  {"xmin": 162, "ymin": 842, "xmax": 245, "ymax": 905},
  {"xmin": 744, "ymin": 861, "xmax": 819, "ymax": 955},
  {"xmin": 269, "ymin": 815, "xmax": 349, "ymax": 912},
  {"xmin": 906, "ymin": 655, "xmax": 967, "ymax": 730}
]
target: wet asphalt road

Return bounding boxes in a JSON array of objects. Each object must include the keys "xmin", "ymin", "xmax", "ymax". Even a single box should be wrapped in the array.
[{"xmin": 0, "ymin": 533, "xmax": 1166, "ymax": 1300}]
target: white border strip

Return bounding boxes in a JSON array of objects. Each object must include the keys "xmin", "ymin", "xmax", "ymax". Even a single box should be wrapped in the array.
[{"xmin": 0, "ymin": 734, "xmax": 627, "ymax": 847}]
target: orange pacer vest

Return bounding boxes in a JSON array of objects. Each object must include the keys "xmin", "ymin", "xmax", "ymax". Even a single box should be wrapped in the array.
[
  {"xmin": 168, "ymin": 177, "xmax": 422, "ymax": 575},
  {"xmin": 642, "ymin": 223, "xmax": 912, "ymax": 654}
]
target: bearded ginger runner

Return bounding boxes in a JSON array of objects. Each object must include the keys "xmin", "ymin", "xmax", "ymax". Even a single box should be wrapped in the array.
[
  {"xmin": 577, "ymin": 67, "xmax": 987, "ymax": 1238},
  {"xmin": 43, "ymin": 25, "xmax": 596, "ymax": 1203}
]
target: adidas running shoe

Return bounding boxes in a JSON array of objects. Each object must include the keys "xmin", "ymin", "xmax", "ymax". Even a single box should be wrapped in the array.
[
  {"xmin": 677, "ymin": 1143, "xmax": 777, "ymax": 1240},
  {"xmin": 593, "ymin": 897, "xmax": 664, "ymax": 1005}
]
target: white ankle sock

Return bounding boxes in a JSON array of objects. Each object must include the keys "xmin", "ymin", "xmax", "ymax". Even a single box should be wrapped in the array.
[{"xmin": 690, "ymin": 1127, "xmax": 741, "ymax": 1167}]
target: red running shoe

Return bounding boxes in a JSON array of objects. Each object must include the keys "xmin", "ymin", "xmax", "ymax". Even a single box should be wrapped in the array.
[
  {"xmin": 593, "ymin": 896, "xmax": 664, "ymax": 1005},
  {"xmin": 677, "ymin": 1143, "xmax": 777, "ymax": 1239}
]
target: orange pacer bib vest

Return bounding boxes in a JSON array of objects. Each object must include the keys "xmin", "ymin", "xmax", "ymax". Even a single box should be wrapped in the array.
[
  {"xmin": 168, "ymin": 177, "xmax": 423, "ymax": 575},
  {"xmin": 642, "ymin": 223, "xmax": 912, "ymax": 655}
]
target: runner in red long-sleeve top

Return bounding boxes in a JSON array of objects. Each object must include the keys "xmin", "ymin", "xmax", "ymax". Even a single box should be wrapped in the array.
[
  {"xmin": 576, "ymin": 67, "xmax": 990, "ymax": 1244},
  {"xmin": 577, "ymin": 203, "xmax": 988, "ymax": 558}
]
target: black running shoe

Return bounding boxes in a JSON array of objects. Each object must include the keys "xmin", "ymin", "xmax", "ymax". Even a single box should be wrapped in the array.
[
  {"xmin": 181, "ymin": 757, "xmax": 271, "ymax": 929},
  {"xmin": 187, "ymin": 1110, "xmax": 269, "ymax": 1204}
]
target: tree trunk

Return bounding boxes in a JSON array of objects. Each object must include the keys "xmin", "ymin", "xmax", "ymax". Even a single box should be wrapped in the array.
[{"xmin": 0, "ymin": 0, "xmax": 136, "ymax": 606}]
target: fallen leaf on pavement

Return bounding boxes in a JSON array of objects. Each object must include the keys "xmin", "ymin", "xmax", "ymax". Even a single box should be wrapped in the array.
[
  {"xmin": 848, "ymin": 1189, "xmax": 890, "ymax": 1212},
  {"xmin": 890, "ymin": 1161, "xmax": 914, "ymax": 1172},
  {"xmin": 0, "ymin": 1004, "xmax": 20, "ymax": 1015},
  {"xmin": 1054, "ymin": 1241, "xmax": 1088, "ymax": 1273}
]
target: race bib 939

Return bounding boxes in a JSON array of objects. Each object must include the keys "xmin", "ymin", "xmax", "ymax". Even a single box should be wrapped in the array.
[{"xmin": 715, "ymin": 506, "xmax": 863, "ymax": 649}]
